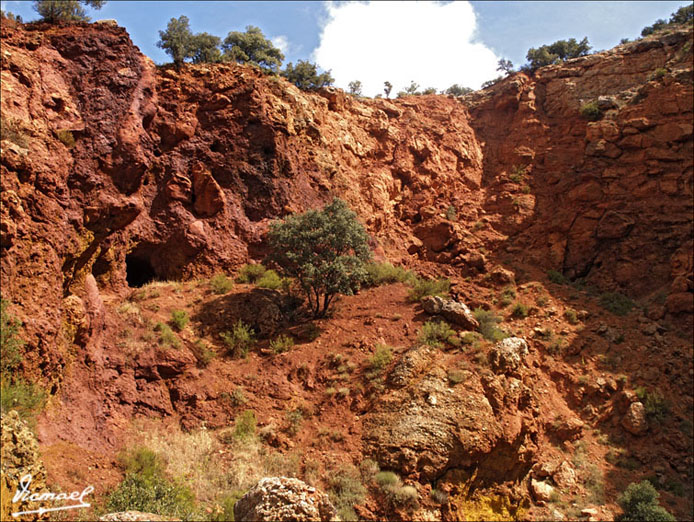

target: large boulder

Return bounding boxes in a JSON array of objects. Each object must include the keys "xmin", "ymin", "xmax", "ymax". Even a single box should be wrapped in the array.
[
  {"xmin": 421, "ymin": 296, "xmax": 480, "ymax": 330},
  {"xmin": 234, "ymin": 477, "xmax": 338, "ymax": 522},
  {"xmin": 621, "ymin": 402, "xmax": 648, "ymax": 435}
]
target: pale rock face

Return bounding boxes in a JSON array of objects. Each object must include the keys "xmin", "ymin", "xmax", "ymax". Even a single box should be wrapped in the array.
[
  {"xmin": 489, "ymin": 337, "xmax": 529, "ymax": 374},
  {"xmin": 234, "ymin": 477, "xmax": 338, "ymax": 522},
  {"xmin": 531, "ymin": 478, "xmax": 555, "ymax": 503},
  {"xmin": 621, "ymin": 401, "xmax": 649, "ymax": 435}
]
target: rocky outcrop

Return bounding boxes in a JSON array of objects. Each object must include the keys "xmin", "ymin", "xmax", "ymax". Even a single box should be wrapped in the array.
[
  {"xmin": 233, "ymin": 477, "xmax": 338, "ymax": 522},
  {"xmin": 421, "ymin": 296, "xmax": 479, "ymax": 330}
]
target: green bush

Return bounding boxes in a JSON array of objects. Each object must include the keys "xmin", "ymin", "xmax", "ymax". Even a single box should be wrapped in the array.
[
  {"xmin": 473, "ymin": 308, "xmax": 508, "ymax": 342},
  {"xmin": 106, "ymin": 471, "xmax": 196, "ymax": 520},
  {"xmin": 365, "ymin": 262, "xmax": 415, "ymax": 286},
  {"xmin": 368, "ymin": 344, "xmax": 393, "ymax": 373},
  {"xmin": 547, "ymin": 269, "xmax": 567, "ymax": 284},
  {"xmin": 268, "ymin": 199, "xmax": 371, "ymax": 318},
  {"xmin": 616, "ymin": 481, "xmax": 675, "ymax": 522},
  {"xmin": 460, "ymin": 331, "xmax": 482, "ymax": 348},
  {"xmin": 510, "ymin": 302, "xmax": 529, "ymax": 319},
  {"xmin": 580, "ymin": 101, "xmax": 602, "ymax": 121},
  {"xmin": 256, "ymin": 269, "xmax": 283, "ymax": 290},
  {"xmin": 499, "ymin": 286, "xmax": 516, "ymax": 307},
  {"xmin": 210, "ymin": 273, "xmax": 233, "ymax": 294},
  {"xmin": 220, "ymin": 320, "xmax": 256, "ymax": 358},
  {"xmin": 599, "ymin": 292, "xmax": 634, "ymax": 316},
  {"xmin": 281, "ymin": 60, "xmax": 334, "ymax": 90},
  {"xmin": 236, "ymin": 264, "xmax": 267, "ymax": 284},
  {"xmin": 418, "ymin": 320, "xmax": 456, "ymax": 348},
  {"xmin": 154, "ymin": 322, "xmax": 181, "ymax": 348},
  {"xmin": 375, "ymin": 471, "xmax": 400, "ymax": 487},
  {"xmin": 191, "ymin": 339, "xmax": 215, "ymax": 367},
  {"xmin": 234, "ymin": 410, "xmax": 257, "ymax": 440},
  {"xmin": 407, "ymin": 278, "xmax": 450, "ymax": 302},
  {"xmin": 635, "ymin": 387, "xmax": 670, "ymax": 423},
  {"xmin": 564, "ymin": 308, "xmax": 579, "ymax": 324},
  {"xmin": 210, "ymin": 491, "xmax": 245, "ymax": 522},
  {"xmin": 170, "ymin": 310, "xmax": 189, "ymax": 331},
  {"xmin": 0, "ymin": 380, "xmax": 46, "ymax": 426},
  {"xmin": 269, "ymin": 334, "xmax": 294, "ymax": 354}
]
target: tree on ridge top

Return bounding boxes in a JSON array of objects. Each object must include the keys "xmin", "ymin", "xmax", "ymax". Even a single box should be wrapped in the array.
[{"xmin": 33, "ymin": 0, "xmax": 105, "ymax": 23}]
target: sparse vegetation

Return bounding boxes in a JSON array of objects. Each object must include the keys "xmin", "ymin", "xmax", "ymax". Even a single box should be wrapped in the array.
[
  {"xmin": 599, "ymin": 292, "xmax": 634, "ymax": 316},
  {"xmin": 499, "ymin": 285, "xmax": 517, "ymax": 307},
  {"xmin": 234, "ymin": 410, "xmax": 257, "ymax": 441},
  {"xmin": 170, "ymin": 310, "xmax": 189, "ymax": 331},
  {"xmin": 510, "ymin": 302, "xmax": 529, "ymax": 319},
  {"xmin": 269, "ymin": 334, "xmax": 294, "ymax": 354},
  {"xmin": 220, "ymin": 320, "xmax": 256, "ymax": 358},
  {"xmin": 365, "ymin": 262, "xmax": 415, "ymax": 286},
  {"xmin": 445, "ymin": 205, "xmax": 457, "ymax": 221},
  {"xmin": 327, "ymin": 465, "xmax": 366, "ymax": 522},
  {"xmin": 418, "ymin": 320, "xmax": 457, "ymax": 348},
  {"xmin": 235, "ymin": 264, "xmax": 267, "ymax": 284},
  {"xmin": 367, "ymin": 344, "xmax": 393, "ymax": 376},
  {"xmin": 407, "ymin": 277, "xmax": 450, "ymax": 302},
  {"xmin": 635, "ymin": 387, "xmax": 670, "ymax": 423},
  {"xmin": 580, "ymin": 100, "xmax": 602, "ymax": 121},
  {"xmin": 154, "ymin": 322, "xmax": 181, "ymax": 348},
  {"xmin": 190, "ymin": 339, "xmax": 215, "ymax": 367},
  {"xmin": 56, "ymin": 129, "xmax": 76, "ymax": 148},
  {"xmin": 447, "ymin": 369, "xmax": 466, "ymax": 385},
  {"xmin": 1, "ymin": 117, "xmax": 29, "ymax": 148},
  {"xmin": 473, "ymin": 308, "xmax": 508, "ymax": 342},
  {"xmin": 547, "ymin": 269, "xmax": 567, "ymax": 285},
  {"xmin": 256, "ymin": 269, "xmax": 284, "ymax": 290},
  {"xmin": 210, "ymin": 273, "xmax": 233, "ymax": 294},
  {"xmin": 564, "ymin": 308, "xmax": 579, "ymax": 324}
]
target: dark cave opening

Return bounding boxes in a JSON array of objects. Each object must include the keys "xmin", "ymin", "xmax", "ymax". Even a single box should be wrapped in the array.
[{"xmin": 125, "ymin": 254, "xmax": 156, "ymax": 287}]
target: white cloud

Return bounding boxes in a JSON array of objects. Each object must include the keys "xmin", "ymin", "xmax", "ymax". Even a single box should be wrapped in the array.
[
  {"xmin": 313, "ymin": 1, "xmax": 500, "ymax": 96},
  {"xmin": 271, "ymin": 35, "xmax": 290, "ymax": 55}
]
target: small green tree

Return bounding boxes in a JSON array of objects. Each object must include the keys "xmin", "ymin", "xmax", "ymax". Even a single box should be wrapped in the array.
[
  {"xmin": 157, "ymin": 16, "xmax": 195, "ymax": 68},
  {"xmin": 222, "ymin": 26, "xmax": 284, "ymax": 73},
  {"xmin": 616, "ymin": 481, "xmax": 675, "ymax": 522},
  {"xmin": 268, "ymin": 198, "xmax": 372, "ymax": 317},
  {"xmin": 404, "ymin": 81, "xmax": 420, "ymax": 95},
  {"xmin": 383, "ymin": 81, "xmax": 393, "ymax": 98},
  {"xmin": 497, "ymin": 58, "xmax": 514, "ymax": 75},
  {"xmin": 526, "ymin": 37, "xmax": 591, "ymax": 70},
  {"xmin": 190, "ymin": 32, "xmax": 222, "ymax": 64},
  {"xmin": 348, "ymin": 80, "xmax": 362, "ymax": 96},
  {"xmin": 33, "ymin": 0, "xmax": 105, "ymax": 23},
  {"xmin": 281, "ymin": 60, "xmax": 334, "ymax": 90}
]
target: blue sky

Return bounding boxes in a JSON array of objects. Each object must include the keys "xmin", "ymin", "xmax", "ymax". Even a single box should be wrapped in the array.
[{"xmin": 1, "ymin": 1, "xmax": 688, "ymax": 94}]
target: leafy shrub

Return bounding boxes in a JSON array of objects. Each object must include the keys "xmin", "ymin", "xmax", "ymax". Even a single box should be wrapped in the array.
[
  {"xmin": 580, "ymin": 101, "xmax": 602, "ymax": 121},
  {"xmin": 0, "ymin": 380, "xmax": 46, "ymax": 426},
  {"xmin": 510, "ymin": 302, "xmax": 529, "ymax": 319},
  {"xmin": 268, "ymin": 199, "xmax": 371, "ymax": 318},
  {"xmin": 368, "ymin": 344, "xmax": 393, "ymax": 374},
  {"xmin": 256, "ymin": 269, "xmax": 283, "ymax": 290},
  {"xmin": 281, "ymin": 60, "xmax": 334, "ymax": 90},
  {"xmin": 269, "ymin": 334, "xmax": 294, "ymax": 354},
  {"xmin": 650, "ymin": 68, "xmax": 667, "ymax": 80},
  {"xmin": 635, "ymin": 387, "xmax": 670, "ymax": 423},
  {"xmin": 418, "ymin": 320, "xmax": 456, "ymax": 348},
  {"xmin": 154, "ymin": 322, "xmax": 181, "ymax": 348},
  {"xmin": 221, "ymin": 321, "xmax": 256, "ymax": 358},
  {"xmin": 191, "ymin": 339, "xmax": 215, "ymax": 367},
  {"xmin": 547, "ymin": 269, "xmax": 567, "ymax": 284},
  {"xmin": 599, "ymin": 292, "xmax": 634, "ymax": 316},
  {"xmin": 210, "ymin": 492, "xmax": 244, "ymax": 522},
  {"xmin": 210, "ymin": 273, "xmax": 233, "ymax": 294},
  {"xmin": 460, "ymin": 331, "xmax": 482, "ymax": 348},
  {"xmin": 0, "ymin": 117, "xmax": 29, "ymax": 148},
  {"xmin": 616, "ymin": 481, "xmax": 675, "ymax": 521},
  {"xmin": 170, "ymin": 310, "xmax": 189, "ymax": 331},
  {"xmin": 56, "ymin": 129, "xmax": 75, "ymax": 148},
  {"xmin": 234, "ymin": 410, "xmax": 257, "ymax": 441},
  {"xmin": 473, "ymin": 308, "xmax": 508, "ymax": 342},
  {"xmin": 407, "ymin": 277, "xmax": 450, "ymax": 302},
  {"xmin": 107, "ymin": 448, "xmax": 197, "ymax": 521},
  {"xmin": 365, "ymin": 262, "xmax": 415, "ymax": 286},
  {"xmin": 236, "ymin": 264, "xmax": 267, "ymax": 284}
]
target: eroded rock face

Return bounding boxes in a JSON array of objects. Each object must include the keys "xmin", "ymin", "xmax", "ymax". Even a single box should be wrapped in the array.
[
  {"xmin": 234, "ymin": 477, "xmax": 338, "ymax": 522},
  {"xmin": 364, "ymin": 352, "xmax": 538, "ymax": 483},
  {"xmin": 489, "ymin": 337, "xmax": 529, "ymax": 374}
]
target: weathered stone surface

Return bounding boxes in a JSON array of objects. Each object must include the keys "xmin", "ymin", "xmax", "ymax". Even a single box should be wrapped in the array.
[
  {"xmin": 420, "ymin": 296, "xmax": 480, "ymax": 330},
  {"xmin": 234, "ymin": 477, "xmax": 338, "ymax": 522},
  {"xmin": 622, "ymin": 401, "xmax": 648, "ymax": 435},
  {"xmin": 531, "ymin": 478, "xmax": 555, "ymax": 503},
  {"xmin": 489, "ymin": 337, "xmax": 529, "ymax": 374}
]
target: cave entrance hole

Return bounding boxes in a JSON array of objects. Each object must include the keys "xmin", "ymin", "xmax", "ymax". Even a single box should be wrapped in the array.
[{"xmin": 125, "ymin": 254, "xmax": 156, "ymax": 288}]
